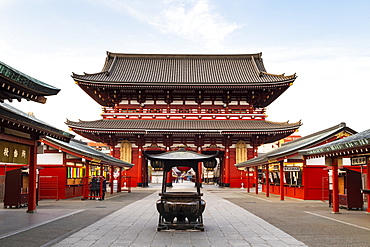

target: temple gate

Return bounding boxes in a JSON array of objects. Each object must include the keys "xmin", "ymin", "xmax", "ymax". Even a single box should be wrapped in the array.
[{"xmin": 67, "ymin": 53, "xmax": 301, "ymax": 187}]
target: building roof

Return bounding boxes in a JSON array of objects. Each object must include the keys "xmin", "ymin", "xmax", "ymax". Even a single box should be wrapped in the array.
[
  {"xmin": 41, "ymin": 136, "xmax": 133, "ymax": 168},
  {"xmin": 72, "ymin": 52, "xmax": 296, "ymax": 86},
  {"xmin": 71, "ymin": 52, "xmax": 298, "ymax": 108},
  {"xmin": 235, "ymin": 122, "xmax": 357, "ymax": 168},
  {"xmin": 66, "ymin": 119, "xmax": 301, "ymax": 134},
  {"xmin": 300, "ymin": 128, "xmax": 370, "ymax": 157},
  {"xmin": 1, "ymin": 102, "xmax": 74, "ymax": 142},
  {"xmin": 0, "ymin": 61, "xmax": 60, "ymax": 103}
]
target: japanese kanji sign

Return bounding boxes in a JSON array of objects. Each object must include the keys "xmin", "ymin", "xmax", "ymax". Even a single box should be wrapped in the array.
[{"xmin": 0, "ymin": 140, "xmax": 29, "ymax": 164}]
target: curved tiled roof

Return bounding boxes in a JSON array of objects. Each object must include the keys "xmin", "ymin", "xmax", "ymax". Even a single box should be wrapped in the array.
[
  {"xmin": 0, "ymin": 61, "xmax": 60, "ymax": 95},
  {"xmin": 66, "ymin": 119, "xmax": 301, "ymax": 133},
  {"xmin": 42, "ymin": 136, "xmax": 133, "ymax": 168},
  {"xmin": 72, "ymin": 52, "xmax": 296, "ymax": 85},
  {"xmin": 1, "ymin": 102, "xmax": 74, "ymax": 141},
  {"xmin": 300, "ymin": 128, "xmax": 370, "ymax": 156},
  {"xmin": 235, "ymin": 122, "xmax": 357, "ymax": 168}
]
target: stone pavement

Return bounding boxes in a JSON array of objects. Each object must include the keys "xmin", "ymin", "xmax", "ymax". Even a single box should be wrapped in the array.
[
  {"xmin": 1, "ymin": 181, "xmax": 370, "ymax": 246},
  {"xmin": 53, "ymin": 182, "xmax": 306, "ymax": 247}
]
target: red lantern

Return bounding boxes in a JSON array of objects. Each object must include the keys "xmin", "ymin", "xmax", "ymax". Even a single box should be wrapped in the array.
[{"xmin": 177, "ymin": 166, "xmax": 191, "ymax": 172}]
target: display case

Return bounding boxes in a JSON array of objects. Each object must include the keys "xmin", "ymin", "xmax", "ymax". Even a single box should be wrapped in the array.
[
  {"xmin": 3, "ymin": 168, "xmax": 38, "ymax": 208},
  {"xmin": 329, "ymin": 168, "xmax": 363, "ymax": 210}
]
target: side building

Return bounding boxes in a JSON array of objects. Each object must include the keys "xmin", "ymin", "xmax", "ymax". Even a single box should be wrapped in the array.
[
  {"xmin": 0, "ymin": 61, "xmax": 73, "ymax": 212},
  {"xmin": 300, "ymin": 129, "xmax": 370, "ymax": 213},
  {"xmin": 38, "ymin": 136, "xmax": 133, "ymax": 200},
  {"xmin": 67, "ymin": 52, "xmax": 301, "ymax": 188},
  {"xmin": 235, "ymin": 123, "xmax": 357, "ymax": 200}
]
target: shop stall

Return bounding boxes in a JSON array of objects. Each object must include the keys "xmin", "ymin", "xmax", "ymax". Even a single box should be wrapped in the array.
[
  {"xmin": 300, "ymin": 129, "xmax": 370, "ymax": 213},
  {"xmin": 38, "ymin": 136, "xmax": 133, "ymax": 200},
  {"xmin": 235, "ymin": 123, "xmax": 357, "ymax": 200}
]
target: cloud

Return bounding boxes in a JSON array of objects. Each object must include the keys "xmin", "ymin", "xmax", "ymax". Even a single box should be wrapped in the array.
[
  {"xmin": 95, "ymin": 0, "xmax": 240, "ymax": 50},
  {"xmin": 151, "ymin": 0, "xmax": 240, "ymax": 49}
]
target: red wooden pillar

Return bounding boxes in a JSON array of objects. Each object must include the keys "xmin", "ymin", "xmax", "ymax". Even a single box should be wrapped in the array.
[
  {"xmin": 266, "ymin": 164, "xmax": 270, "ymax": 197},
  {"xmin": 302, "ymin": 157, "xmax": 308, "ymax": 200},
  {"xmin": 27, "ymin": 141, "xmax": 37, "ymax": 213},
  {"xmin": 82, "ymin": 160, "xmax": 90, "ymax": 199},
  {"xmin": 137, "ymin": 145, "xmax": 143, "ymax": 187},
  {"xmin": 331, "ymin": 158, "xmax": 340, "ymax": 213},
  {"xmin": 143, "ymin": 158, "xmax": 148, "ymax": 187},
  {"xmin": 135, "ymin": 134, "xmax": 147, "ymax": 187},
  {"xmin": 197, "ymin": 147, "xmax": 203, "ymax": 187},
  {"xmin": 279, "ymin": 161, "xmax": 285, "ymax": 201},
  {"xmin": 255, "ymin": 166, "xmax": 258, "ymax": 194},
  {"xmin": 100, "ymin": 165, "xmax": 104, "ymax": 176},
  {"xmin": 224, "ymin": 147, "xmax": 230, "ymax": 187},
  {"xmin": 246, "ymin": 167, "xmax": 250, "ymax": 193},
  {"xmin": 166, "ymin": 171, "xmax": 173, "ymax": 187}
]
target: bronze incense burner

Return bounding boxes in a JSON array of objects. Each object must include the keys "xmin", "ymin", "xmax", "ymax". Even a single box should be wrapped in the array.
[{"xmin": 145, "ymin": 147, "xmax": 217, "ymax": 231}]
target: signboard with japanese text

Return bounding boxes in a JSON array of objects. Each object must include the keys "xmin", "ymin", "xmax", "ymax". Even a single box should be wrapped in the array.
[
  {"xmin": 0, "ymin": 140, "xmax": 29, "ymax": 164},
  {"xmin": 283, "ymin": 166, "xmax": 301, "ymax": 172},
  {"xmin": 351, "ymin": 156, "xmax": 367, "ymax": 166}
]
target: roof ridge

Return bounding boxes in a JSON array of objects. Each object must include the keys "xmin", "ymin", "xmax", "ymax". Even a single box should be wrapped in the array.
[
  {"xmin": 0, "ymin": 61, "xmax": 59, "ymax": 91},
  {"xmin": 281, "ymin": 122, "xmax": 349, "ymax": 146},
  {"xmin": 251, "ymin": 56, "xmax": 262, "ymax": 77},
  {"xmin": 106, "ymin": 51, "xmax": 263, "ymax": 59},
  {"xmin": 300, "ymin": 128, "xmax": 369, "ymax": 155}
]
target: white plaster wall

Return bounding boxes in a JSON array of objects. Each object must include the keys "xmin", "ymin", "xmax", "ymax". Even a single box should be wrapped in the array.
[
  {"xmin": 306, "ymin": 157, "xmax": 350, "ymax": 166},
  {"xmin": 37, "ymin": 153, "xmax": 63, "ymax": 165}
]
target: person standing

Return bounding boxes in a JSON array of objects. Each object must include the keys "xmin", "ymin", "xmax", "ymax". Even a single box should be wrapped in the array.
[
  {"xmin": 90, "ymin": 176, "xmax": 99, "ymax": 199},
  {"xmin": 99, "ymin": 176, "xmax": 107, "ymax": 201}
]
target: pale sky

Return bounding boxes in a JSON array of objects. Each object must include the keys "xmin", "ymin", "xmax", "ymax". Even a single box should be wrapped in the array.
[{"xmin": 1, "ymin": 0, "xmax": 370, "ymax": 137}]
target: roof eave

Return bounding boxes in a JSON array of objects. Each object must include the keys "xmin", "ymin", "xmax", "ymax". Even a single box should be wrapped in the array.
[
  {"xmin": 1, "ymin": 104, "xmax": 73, "ymax": 141},
  {"xmin": 72, "ymin": 78, "xmax": 295, "ymax": 87},
  {"xmin": 42, "ymin": 137, "xmax": 133, "ymax": 168}
]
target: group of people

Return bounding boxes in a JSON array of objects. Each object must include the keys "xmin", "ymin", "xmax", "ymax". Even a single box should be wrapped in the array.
[
  {"xmin": 172, "ymin": 174, "xmax": 186, "ymax": 183},
  {"xmin": 89, "ymin": 176, "xmax": 107, "ymax": 200}
]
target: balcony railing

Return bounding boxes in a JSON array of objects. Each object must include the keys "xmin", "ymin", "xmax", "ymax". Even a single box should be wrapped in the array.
[{"xmin": 102, "ymin": 108, "xmax": 265, "ymax": 115}]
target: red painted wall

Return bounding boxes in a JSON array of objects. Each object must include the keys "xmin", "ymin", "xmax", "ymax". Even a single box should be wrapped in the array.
[
  {"xmin": 121, "ymin": 148, "xmax": 139, "ymax": 187},
  {"xmin": 229, "ymin": 148, "xmax": 241, "ymax": 188},
  {"xmin": 39, "ymin": 166, "xmax": 67, "ymax": 199},
  {"xmin": 0, "ymin": 165, "xmax": 23, "ymax": 176},
  {"xmin": 303, "ymin": 166, "xmax": 327, "ymax": 200}
]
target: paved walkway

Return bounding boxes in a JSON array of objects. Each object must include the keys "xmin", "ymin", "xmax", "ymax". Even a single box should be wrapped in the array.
[{"xmin": 53, "ymin": 182, "xmax": 306, "ymax": 247}]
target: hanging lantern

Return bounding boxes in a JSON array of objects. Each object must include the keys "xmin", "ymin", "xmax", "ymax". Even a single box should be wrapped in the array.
[
  {"xmin": 151, "ymin": 160, "xmax": 164, "ymax": 171},
  {"xmin": 177, "ymin": 166, "xmax": 191, "ymax": 172},
  {"xmin": 204, "ymin": 159, "xmax": 217, "ymax": 170}
]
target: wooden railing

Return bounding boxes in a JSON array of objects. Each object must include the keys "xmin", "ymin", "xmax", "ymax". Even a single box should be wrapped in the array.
[{"xmin": 102, "ymin": 108, "xmax": 265, "ymax": 115}]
